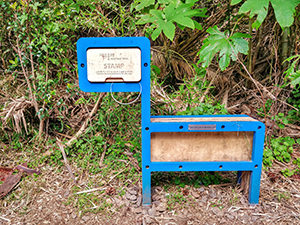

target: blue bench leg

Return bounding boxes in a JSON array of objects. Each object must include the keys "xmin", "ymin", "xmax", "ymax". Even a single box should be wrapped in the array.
[
  {"xmin": 237, "ymin": 171, "xmax": 242, "ymax": 184},
  {"xmin": 248, "ymin": 169, "xmax": 262, "ymax": 204},
  {"xmin": 142, "ymin": 169, "xmax": 151, "ymax": 206}
]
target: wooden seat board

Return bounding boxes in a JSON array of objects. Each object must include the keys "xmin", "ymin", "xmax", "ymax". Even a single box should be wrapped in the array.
[{"xmin": 151, "ymin": 132, "xmax": 253, "ymax": 162}]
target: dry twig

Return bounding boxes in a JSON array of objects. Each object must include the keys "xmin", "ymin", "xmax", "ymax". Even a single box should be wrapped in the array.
[
  {"xmin": 75, "ymin": 187, "xmax": 106, "ymax": 195},
  {"xmin": 200, "ymin": 69, "xmax": 218, "ymax": 103},
  {"xmin": 56, "ymin": 138, "xmax": 76, "ymax": 183},
  {"xmin": 99, "ymin": 144, "xmax": 107, "ymax": 167},
  {"xmin": 107, "ymin": 162, "xmax": 129, "ymax": 184}
]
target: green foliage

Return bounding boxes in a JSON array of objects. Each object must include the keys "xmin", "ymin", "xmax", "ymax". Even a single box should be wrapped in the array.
[
  {"xmin": 287, "ymin": 89, "xmax": 300, "ymax": 125},
  {"xmin": 263, "ymin": 137, "xmax": 300, "ymax": 177},
  {"xmin": 275, "ymin": 191, "xmax": 290, "ymax": 201},
  {"xmin": 1, "ymin": 0, "xmax": 136, "ymax": 136},
  {"xmin": 257, "ymin": 99, "xmax": 298, "ymax": 128},
  {"xmin": 263, "ymin": 148, "xmax": 274, "ymax": 167},
  {"xmin": 61, "ymin": 95, "xmax": 142, "ymax": 175},
  {"xmin": 166, "ymin": 191, "xmax": 187, "ymax": 209},
  {"xmin": 284, "ymin": 55, "xmax": 300, "ymax": 88},
  {"xmin": 264, "ymin": 136, "xmax": 295, "ymax": 167},
  {"xmin": 135, "ymin": 0, "xmax": 206, "ymax": 41},
  {"xmin": 281, "ymin": 168, "xmax": 296, "ymax": 177},
  {"xmin": 177, "ymin": 103, "xmax": 228, "ymax": 115},
  {"xmin": 231, "ymin": 0, "xmax": 300, "ymax": 28},
  {"xmin": 282, "ymin": 55, "xmax": 300, "ymax": 125},
  {"xmin": 152, "ymin": 171, "xmax": 231, "ymax": 189},
  {"xmin": 150, "ymin": 64, "xmax": 228, "ymax": 115},
  {"xmin": 276, "ymin": 113, "xmax": 291, "ymax": 129},
  {"xmin": 281, "ymin": 154, "xmax": 300, "ymax": 177},
  {"xmin": 197, "ymin": 26, "xmax": 250, "ymax": 71}
]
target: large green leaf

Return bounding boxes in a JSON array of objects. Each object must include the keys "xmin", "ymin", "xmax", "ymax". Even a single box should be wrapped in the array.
[
  {"xmin": 135, "ymin": 0, "xmax": 206, "ymax": 41},
  {"xmin": 230, "ymin": 32, "xmax": 251, "ymax": 57},
  {"xmin": 231, "ymin": 0, "xmax": 243, "ymax": 5},
  {"xmin": 135, "ymin": 0, "xmax": 155, "ymax": 11},
  {"xmin": 290, "ymin": 72, "xmax": 300, "ymax": 87},
  {"xmin": 284, "ymin": 55, "xmax": 300, "ymax": 88},
  {"xmin": 271, "ymin": 0, "xmax": 300, "ymax": 28},
  {"xmin": 161, "ymin": 21, "xmax": 176, "ymax": 41},
  {"xmin": 136, "ymin": 14, "xmax": 155, "ymax": 25},
  {"xmin": 197, "ymin": 26, "xmax": 250, "ymax": 71},
  {"xmin": 239, "ymin": 0, "xmax": 269, "ymax": 29},
  {"xmin": 173, "ymin": 15, "xmax": 195, "ymax": 29},
  {"xmin": 151, "ymin": 27, "xmax": 162, "ymax": 40},
  {"xmin": 232, "ymin": 0, "xmax": 300, "ymax": 28}
]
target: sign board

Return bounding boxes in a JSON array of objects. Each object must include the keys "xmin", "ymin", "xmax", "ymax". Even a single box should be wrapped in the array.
[
  {"xmin": 77, "ymin": 37, "xmax": 150, "ymax": 93},
  {"xmin": 87, "ymin": 48, "xmax": 141, "ymax": 82}
]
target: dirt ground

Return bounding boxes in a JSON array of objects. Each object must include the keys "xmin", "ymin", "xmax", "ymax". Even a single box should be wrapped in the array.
[{"xmin": 1, "ymin": 161, "xmax": 300, "ymax": 225}]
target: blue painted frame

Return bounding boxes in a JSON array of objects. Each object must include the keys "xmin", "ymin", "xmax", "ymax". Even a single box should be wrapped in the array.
[
  {"xmin": 142, "ymin": 115, "xmax": 265, "ymax": 205},
  {"xmin": 77, "ymin": 37, "xmax": 150, "ymax": 94},
  {"xmin": 77, "ymin": 37, "xmax": 265, "ymax": 206}
]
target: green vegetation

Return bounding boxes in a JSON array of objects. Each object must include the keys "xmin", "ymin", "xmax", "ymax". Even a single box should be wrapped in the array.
[
  {"xmin": 152, "ymin": 171, "xmax": 230, "ymax": 189},
  {"xmin": 1, "ymin": 0, "xmax": 300, "ymax": 212},
  {"xmin": 197, "ymin": 26, "xmax": 250, "ymax": 71},
  {"xmin": 231, "ymin": 0, "xmax": 300, "ymax": 28},
  {"xmin": 166, "ymin": 191, "xmax": 187, "ymax": 210},
  {"xmin": 135, "ymin": 0, "xmax": 207, "ymax": 41}
]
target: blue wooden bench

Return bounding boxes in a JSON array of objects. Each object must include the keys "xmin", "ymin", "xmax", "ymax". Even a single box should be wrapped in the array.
[{"xmin": 77, "ymin": 37, "xmax": 265, "ymax": 206}]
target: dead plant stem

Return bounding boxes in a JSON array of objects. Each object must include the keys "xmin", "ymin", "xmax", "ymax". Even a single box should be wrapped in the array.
[
  {"xmin": 281, "ymin": 28, "xmax": 289, "ymax": 65},
  {"xmin": 200, "ymin": 69, "xmax": 218, "ymax": 103},
  {"xmin": 247, "ymin": 18, "xmax": 253, "ymax": 74},
  {"xmin": 56, "ymin": 138, "xmax": 76, "ymax": 183},
  {"xmin": 167, "ymin": 49, "xmax": 194, "ymax": 75},
  {"xmin": 99, "ymin": 144, "xmax": 107, "ymax": 167},
  {"xmin": 107, "ymin": 162, "xmax": 129, "ymax": 184},
  {"xmin": 237, "ymin": 56, "xmax": 267, "ymax": 118},
  {"xmin": 252, "ymin": 25, "xmax": 263, "ymax": 74},
  {"xmin": 14, "ymin": 38, "xmax": 39, "ymax": 117}
]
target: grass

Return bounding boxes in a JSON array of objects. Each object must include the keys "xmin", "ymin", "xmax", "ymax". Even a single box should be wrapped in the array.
[{"xmin": 166, "ymin": 191, "xmax": 187, "ymax": 210}]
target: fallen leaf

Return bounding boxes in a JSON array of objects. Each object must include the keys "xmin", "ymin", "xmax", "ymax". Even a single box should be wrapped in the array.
[
  {"xmin": 0, "ymin": 173, "xmax": 22, "ymax": 198},
  {"xmin": 0, "ymin": 167, "xmax": 13, "ymax": 181}
]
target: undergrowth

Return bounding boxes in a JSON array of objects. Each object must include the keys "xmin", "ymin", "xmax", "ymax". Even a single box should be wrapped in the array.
[{"xmin": 1, "ymin": 0, "xmax": 300, "ymax": 214}]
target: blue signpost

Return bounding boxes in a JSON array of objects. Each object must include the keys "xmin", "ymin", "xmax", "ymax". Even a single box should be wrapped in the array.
[{"xmin": 77, "ymin": 37, "xmax": 265, "ymax": 206}]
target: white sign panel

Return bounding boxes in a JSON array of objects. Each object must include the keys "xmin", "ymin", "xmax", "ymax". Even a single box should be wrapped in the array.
[{"xmin": 86, "ymin": 48, "xmax": 141, "ymax": 82}]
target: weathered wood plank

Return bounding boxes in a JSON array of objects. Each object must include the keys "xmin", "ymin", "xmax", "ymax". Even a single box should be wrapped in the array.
[{"xmin": 151, "ymin": 132, "xmax": 253, "ymax": 162}]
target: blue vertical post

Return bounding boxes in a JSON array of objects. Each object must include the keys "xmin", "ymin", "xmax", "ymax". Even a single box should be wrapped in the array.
[
  {"xmin": 140, "ymin": 38, "xmax": 151, "ymax": 206},
  {"xmin": 142, "ymin": 129, "xmax": 151, "ymax": 205},
  {"xmin": 248, "ymin": 125, "xmax": 265, "ymax": 204},
  {"xmin": 142, "ymin": 167, "xmax": 151, "ymax": 205}
]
